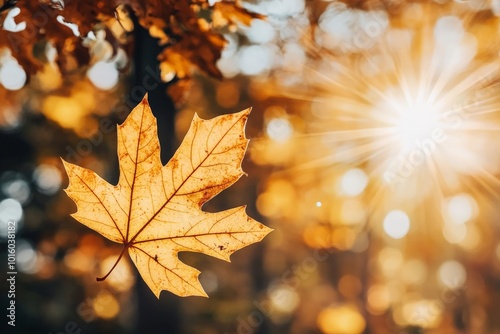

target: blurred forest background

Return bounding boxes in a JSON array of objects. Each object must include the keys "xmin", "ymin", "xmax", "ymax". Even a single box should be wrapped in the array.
[{"xmin": 1, "ymin": 0, "xmax": 500, "ymax": 333}]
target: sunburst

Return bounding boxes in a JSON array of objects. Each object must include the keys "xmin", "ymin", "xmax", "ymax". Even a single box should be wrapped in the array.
[
  {"xmin": 271, "ymin": 7, "xmax": 500, "ymax": 212},
  {"xmin": 242, "ymin": 2, "xmax": 500, "ymax": 331}
]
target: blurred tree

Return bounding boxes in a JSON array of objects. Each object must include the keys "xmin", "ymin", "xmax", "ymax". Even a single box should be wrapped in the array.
[{"xmin": 0, "ymin": 0, "xmax": 261, "ymax": 101}]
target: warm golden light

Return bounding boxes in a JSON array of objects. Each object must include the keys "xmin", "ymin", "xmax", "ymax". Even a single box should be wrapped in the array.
[
  {"xmin": 388, "ymin": 95, "xmax": 441, "ymax": 150},
  {"xmin": 179, "ymin": 1, "xmax": 500, "ymax": 333},
  {"xmin": 317, "ymin": 305, "xmax": 366, "ymax": 334},
  {"xmin": 367, "ymin": 284, "xmax": 390, "ymax": 315},
  {"xmin": 264, "ymin": 9, "xmax": 500, "ymax": 209},
  {"xmin": 92, "ymin": 290, "xmax": 120, "ymax": 319},
  {"xmin": 383, "ymin": 210, "xmax": 410, "ymax": 239},
  {"xmin": 400, "ymin": 298, "xmax": 443, "ymax": 328},
  {"xmin": 100, "ymin": 256, "xmax": 135, "ymax": 293}
]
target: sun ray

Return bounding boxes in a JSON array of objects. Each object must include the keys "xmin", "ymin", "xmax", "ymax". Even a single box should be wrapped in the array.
[{"xmin": 253, "ymin": 4, "xmax": 500, "ymax": 235}]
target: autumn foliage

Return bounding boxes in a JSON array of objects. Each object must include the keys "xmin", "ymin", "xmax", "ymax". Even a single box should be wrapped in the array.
[{"xmin": 0, "ymin": 0, "xmax": 261, "ymax": 90}]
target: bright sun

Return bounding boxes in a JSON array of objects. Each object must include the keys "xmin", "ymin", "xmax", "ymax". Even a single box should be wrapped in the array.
[
  {"xmin": 392, "ymin": 97, "xmax": 441, "ymax": 150},
  {"xmin": 269, "ymin": 12, "xmax": 500, "ymax": 202}
]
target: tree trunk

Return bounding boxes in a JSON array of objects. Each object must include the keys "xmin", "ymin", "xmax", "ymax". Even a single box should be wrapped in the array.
[{"xmin": 132, "ymin": 22, "xmax": 181, "ymax": 334}]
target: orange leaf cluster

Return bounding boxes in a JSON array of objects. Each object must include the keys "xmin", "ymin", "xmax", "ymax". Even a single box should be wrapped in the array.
[{"xmin": 0, "ymin": 0, "xmax": 262, "ymax": 90}]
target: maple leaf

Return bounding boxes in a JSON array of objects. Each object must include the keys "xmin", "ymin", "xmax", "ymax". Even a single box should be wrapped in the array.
[{"xmin": 62, "ymin": 95, "xmax": 272, "ymax": 298}]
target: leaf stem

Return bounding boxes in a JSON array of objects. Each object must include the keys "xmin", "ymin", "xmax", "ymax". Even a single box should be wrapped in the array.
[{"xmin": 96, "ymin": 245, "xmax": 129, "ymax": 282}]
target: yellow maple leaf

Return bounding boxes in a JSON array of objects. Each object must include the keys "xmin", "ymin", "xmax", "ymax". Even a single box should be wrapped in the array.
[{"xmin": 62, "ymin": 95, "xmax": 272, "ymax": 298}]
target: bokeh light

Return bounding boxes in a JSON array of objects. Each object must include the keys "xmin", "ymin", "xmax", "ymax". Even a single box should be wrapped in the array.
[
  {"xmin": 16, "ymin": 239, "xmax": 38, "ymax": 274},
  {"xmin": 383, "ymin": 210, "xmax": 410, "ymax": 239},
  {"xmin": 400, "ymin": 298, "xmax": 443, "ymax": 328},
  {"xmin": 367, "ymin": 284, "xmax": 390, "ymax": 315},
  {"xmin": 238, "ymin": 45, "xmax": 274, "ymax": 75},
  {"xmin": 443, "ymin": 193, "xmax": 477, "ymax": 225},
  {"xmin": 0, "ymin": 59, "xmax": 26, "ymax": 90},
  {"xmin": 87, "ymin": 61, "xmax": 119, "ymax": 90},
  {"xmin": 100, "ymin": 256, "xmax": 135, "ymax": 293},
  {"xmin": 339, "ymin": 168, "xmax": 368, "ymax": 196},
  {"xmin": 1, "ymin": 172, "xmax": 31, "ymax": 204},
  {"xmin": 401, "ymin": 259, "xmax": 428, "ymax": 285},
  {"xmin": 378, "ymin": 247, "xmax": 404, "ymax": 277},
  {"xmin": 317, "ymin": 305, "xmax": 366, "ymax": 334},
  {"xmin": 266, "ymin": 117, "xmax": 293, "ymax": 142},
  {"xmin": 246, "ymin": 0, "xmax": 305, "ymax": 17},
  {"xmin": 268, "ymin": 284, "xmax": 300, "ymax": 313},
  {"xmin": 442, "ymin": 222, "xmax": 467, "ymax": 244},
  {"xmin": 438, "ymin": 260, "xmax": 466, "ymax": 290},
  {"xmin": 245, "ymin": 19, "xmax": 275, "ymax": 44},
  {"xmin": 92, "ymin": 290, "xmax": 120, "ymax": 319},
  {"xmin": 340, "ymin": 199, "xmax": 367, "ymax": 225},
  {"xmin": 0, "ymin": 198, "xmax": 23, "ymax": 238},
  {"xmin": 33, "ymin": 164, "xmax": 63, "ymax": 195},
  {"xmin": 42, "ymin": 95, "xmax": 88, "ymax": 130},
  {"xmin": 3, "ymin": 0, "xmax": 500, "ymax": 333}
]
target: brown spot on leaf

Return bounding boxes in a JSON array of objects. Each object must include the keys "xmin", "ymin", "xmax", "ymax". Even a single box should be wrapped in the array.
[
  {"xmin": 198, "ymin": 190, "xmax": 213, "ymax": 206},
  {"xmin": 170, "ymin": 158, "xmax": 179, "ymax": 169}
]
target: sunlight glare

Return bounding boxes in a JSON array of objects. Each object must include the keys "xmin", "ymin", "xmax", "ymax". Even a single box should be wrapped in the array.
[{"xmin": 393, "ymin": 97, "xmax": 440, "ymax": 149}]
